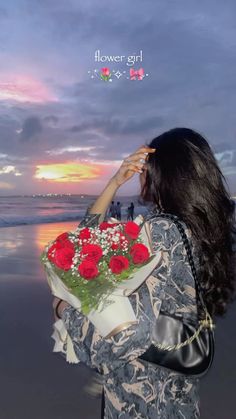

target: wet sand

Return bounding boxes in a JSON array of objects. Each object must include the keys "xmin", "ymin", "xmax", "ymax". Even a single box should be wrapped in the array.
[{"xmin": 0, "ymin": 221, "xmax": 236, "ymax": 419}]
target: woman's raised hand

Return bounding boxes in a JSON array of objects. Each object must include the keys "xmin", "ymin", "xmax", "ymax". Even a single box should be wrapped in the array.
[{"xmin": 112, "ymin": 145, "xmax": 156, "ymax": 187}]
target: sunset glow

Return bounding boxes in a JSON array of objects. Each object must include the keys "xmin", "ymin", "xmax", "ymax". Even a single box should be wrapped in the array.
[
  {"xmin": 0, "ymin": 181, "xmax": 14, "ymax": 190},
  {"xmin": 0, "ymin": 74, "xmax": 57, "ymax": 103},
  {"xmin": 34, "ymin": 163, "xmax": 102, "ymax": 183}
]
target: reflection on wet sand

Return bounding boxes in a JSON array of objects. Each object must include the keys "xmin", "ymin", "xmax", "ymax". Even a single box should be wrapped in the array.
[
  {"xmin": 35, "ymin": 221, "xmax": 79, "ymax": 251},
  {"xmin": 0, "ymin": 221, "xmax": 100, "ymax": 419},
  {"xmin": 0, "ymin": 229, "xmax": 24, "ymax": 257}
]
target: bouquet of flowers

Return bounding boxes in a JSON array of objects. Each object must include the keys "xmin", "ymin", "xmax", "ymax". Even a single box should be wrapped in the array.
[{"xmin": 40, "ymin": 215, "xmax": 162, "ymax": 338}]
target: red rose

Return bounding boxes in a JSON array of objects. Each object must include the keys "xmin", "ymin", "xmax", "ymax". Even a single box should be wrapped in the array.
[
  {"xmin": 99, "ymin": 222, "xmax": 115, "ymax": 231},
  {"xmin": 78, "ymin": 227, "xmax": 91, "ymax": 240},
  {"xmin": 47, "ymin": 242, "xmax": 58, "ymax": 262},
  {"xmin": 109, "ymin": 255, "xmax": 129, "ymax": 274},
  {"xmin": 56, "ymin": 232, "xmax": 69, "ymax": 242},
  {"xmin": 47, "ymin": 237, "xmax": 74, "ymax": 262},
  {"xmin": 130, "ymin": 243, "xmax": 150, "ymax": 264},
  {"xmin": 124, "ymin": 221, "xmax": 140, "ymax": 240},
  {"xmin": 55, "ymin": 232, "xmax": 75, "ymax": 251},
  {"xmin": 78, "ymin": 260, "xmax": 99, "ymax": 280},
  {"xmin": 56, "ymin": 235, "xmax": 74, "ymax": 250},
  {"xmin": 111, "ymin": 243, "xmax": 119, "ymax": 250},
  {"xmin": 60, "ymin": 239, "xmax": 74, "ymax": 250},
  {"xmin": 80, "ymin": 244, "xmax": 103, "ymax": 263},
  {"xmin": 54, "ymin": 247, "xmax": 75, "ymax": 271}
]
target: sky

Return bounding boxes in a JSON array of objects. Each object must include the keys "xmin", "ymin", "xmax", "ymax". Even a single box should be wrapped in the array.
[{"xmin": 0, "ymin": 0, "xmax": 236, "ymax": 196}]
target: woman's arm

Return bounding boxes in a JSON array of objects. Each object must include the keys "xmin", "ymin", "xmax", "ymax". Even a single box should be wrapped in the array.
[
  {"xmin": 86, "ymin": 145, "xmax": 155, "ymax": 217},
  {"xmin": 86, "ymin": 177, "xmax": 119, "ymax": 223}
]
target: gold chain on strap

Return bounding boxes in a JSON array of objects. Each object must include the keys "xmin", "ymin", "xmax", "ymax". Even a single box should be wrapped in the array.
[{"xmin": 152, "ymin": 311, "xmax": 215, "ymax": 352}]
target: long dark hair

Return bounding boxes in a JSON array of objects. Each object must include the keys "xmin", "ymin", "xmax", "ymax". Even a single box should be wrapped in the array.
[{"xmin": 140, "ymin": 127, "xmax": 236, "ymax": 317}]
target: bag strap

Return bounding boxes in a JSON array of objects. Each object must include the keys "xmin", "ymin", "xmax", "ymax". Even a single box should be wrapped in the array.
[{"xmin": 143, "ymin": 210, "xmax": 210, "ymax": 319}]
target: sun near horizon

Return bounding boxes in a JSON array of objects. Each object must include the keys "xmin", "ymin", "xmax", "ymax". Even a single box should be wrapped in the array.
[{"xmin": 34, "ymin": 162, "xmax": 103, "ymax": 183}]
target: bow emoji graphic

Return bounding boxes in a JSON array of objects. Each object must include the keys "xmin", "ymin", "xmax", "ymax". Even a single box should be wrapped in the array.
[{"xmin": 130, "ymin": 67, "xmax": 145, "ymax": 80}]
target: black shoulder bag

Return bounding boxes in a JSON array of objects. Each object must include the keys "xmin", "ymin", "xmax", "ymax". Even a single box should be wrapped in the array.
[{"xmin": 138, "ymin": 212, "xmax": 215, "ymax": 377}]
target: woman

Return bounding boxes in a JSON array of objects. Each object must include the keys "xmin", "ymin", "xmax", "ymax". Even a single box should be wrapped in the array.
[{"xmin": 53, "ymin": 127, "xmax": 236, "ymax": 418}]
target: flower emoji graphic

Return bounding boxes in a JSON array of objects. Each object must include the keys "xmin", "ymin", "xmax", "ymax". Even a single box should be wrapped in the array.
[{"xmin": 100, "ymin": 67, "xmax": 111, "ymax": 81}]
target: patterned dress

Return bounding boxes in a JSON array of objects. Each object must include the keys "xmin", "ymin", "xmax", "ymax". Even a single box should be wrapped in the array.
[{"xmin": 61, "ymin": 208, "xmax": 201, "ymax": 418}]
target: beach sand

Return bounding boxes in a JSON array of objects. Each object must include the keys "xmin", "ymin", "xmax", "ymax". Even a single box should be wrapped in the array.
[{"xmin": 0, "ymin": 221, "xmax": 235, "ymax": 419}]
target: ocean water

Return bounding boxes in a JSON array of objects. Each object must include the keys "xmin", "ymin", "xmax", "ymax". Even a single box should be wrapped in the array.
[
  {"xmin": 1, "ymin": 195, "xmax": 235, "ymax": 231},
  {"xmin": 0, "ymin": 195, "xmax": 148, "ymax": 228}
]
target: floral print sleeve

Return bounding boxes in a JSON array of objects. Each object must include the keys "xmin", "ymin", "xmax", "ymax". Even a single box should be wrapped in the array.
[{"xmin": 76, "ymin": 203, "xmax": 108, "ymax": 229}]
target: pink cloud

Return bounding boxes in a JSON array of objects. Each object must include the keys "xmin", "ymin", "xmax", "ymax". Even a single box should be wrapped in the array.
[{"xmin": 0, "ymin": 74, "xmax": 57, "ymax": 103}]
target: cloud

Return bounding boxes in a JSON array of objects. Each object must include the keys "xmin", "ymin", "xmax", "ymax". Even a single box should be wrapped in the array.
[
  {"xmin": 45, "ymin": 145, "xmax": 101, "ymax": 155},
  {"xmin": 0, "ymin": 75, "xmax": 57, "ymax": 103},
  {"xmin": 212, "ymin": 142, "xmax": 235, "ymax": 153},
  {"xmin": 0, "ymin": 165, "xmax": 22, "ymax": 176},
  {"xmin": 215, "ymin": 150, "xmax": 235, "ymax": 166},
  {"xmin": 69, "ymin": 125, "xmax": 83, "ymax": 132},
  {"xmin": 68, "ymin": 115, "xmax": 164, "ymax": 136},
  {"xmin": 222, "ymin": 167, "xmax": 236, "ymax": 176},
  {"xmin": 43, "ymin": 115, "xmax": 59, "ymax": 126},
  {"xmin": 0, "ymin": 153, "xmax": 28, "ymax": 164},
  {"xmin": 19, "ymin": 116, "xmax": 43, "ymax": 142}
]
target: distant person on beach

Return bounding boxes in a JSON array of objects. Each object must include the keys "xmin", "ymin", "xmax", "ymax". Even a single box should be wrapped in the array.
[
  {"xmin": 115, "ymin": 201, "xmax": 121, "ymax": 220},
  {"xmin": 108, "ymin": 200, "xmax": 116, "ymax": 218},
  {"xmin": 53, "ymin": 128, "xmax": 236, "ymax": 419},
  {"xmin": 127, "ymin": 202, "xmax": 134, "ymax": 220}
]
